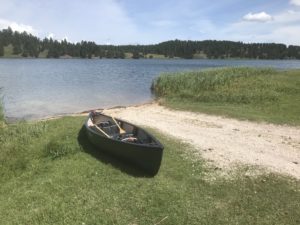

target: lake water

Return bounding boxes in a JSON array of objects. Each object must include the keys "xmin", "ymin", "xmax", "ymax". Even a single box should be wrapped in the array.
[{"xmin": 1, "ymin": 58, "xmax": 300, "ymax": 120}]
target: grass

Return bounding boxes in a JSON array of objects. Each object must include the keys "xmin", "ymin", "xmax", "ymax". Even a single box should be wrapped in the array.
[
  {"xmin": 152, "ymin": 67, "xmax": 300, "ymax": 125},
  {"xmin": 38, "ymin": 49, "xmax": 49, "ymax": 58},
  {"xmin": 124, "ymin": 52, "xmax": 133, "ymax": 59},
  {"xmin": 4, "ymin": 44, "xmax": 14, "ymax": 57},
  {"xmin": 0, "ymin": 96, "xmax": 4, "ymax": 125},
  {"xmin": 145, "ymin": 53, "xmax": 168, "ymax": 59},
  {"xmin": 0, "ymin": 116, "xmax": 300, "ymax": 224},
  {"xmin": 124, "ymin": 53, "xmax": 170, "ymax": 59},
  {"xmin": 193, "ymin": 52, "xmax": 208, "ymax": 59},
  {"xmin": 3, "ymin": 44, "xmax": 22, "ymax": 58}
]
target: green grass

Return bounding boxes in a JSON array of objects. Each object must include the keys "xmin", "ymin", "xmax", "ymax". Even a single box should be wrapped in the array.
[
  {"xmin": 38, "ymin": 49, "xmax": 49, "ymax": 58},
  {"xmin": 152, "ymin": 67, "xmax": 300, "ymax": 125},
  {"xmin": 124, "ymin": 52, "xmax": 133, "ymax": 59},
  {"xmin": 125, "ymin": 53, "xmax": 170, "ymax": 59},
  {"xmin": 193, "ymin": 52, "xmax": 208, "ymax": 59},
  {"xmin": 145, "ymin": 53, "xmax": 169, "ymax": 59},
  {"xmin": 3, "ymin": 44, "xmax": 22, "ymax": 58},
  {"xmin": 0, "ymin": 97, "xmax": 4, "ymax": 125},
  {"xmin": 4, "ymin": 44, "xmax": 14, "ymax": 57},
  {"xmin": 0, "ymin": 116, "xmax": 300, "ymax": 224}
]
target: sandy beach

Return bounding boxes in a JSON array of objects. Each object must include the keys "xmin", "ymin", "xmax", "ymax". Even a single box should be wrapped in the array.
[{"xmin": 91, "ymin": 102, "xmax": 300, "ymax": 179}]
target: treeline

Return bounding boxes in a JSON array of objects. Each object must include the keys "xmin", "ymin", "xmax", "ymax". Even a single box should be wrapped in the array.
[
  {"xmin": 156, "ymin": 40, "xmax": 300, "ymax": 59},
  {"xmin": 1, "ymin": 27, "xmax": 300, "ymax": 59}
]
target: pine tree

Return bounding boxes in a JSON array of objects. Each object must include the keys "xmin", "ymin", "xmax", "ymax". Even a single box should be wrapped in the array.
[{"xmin": 0, "ymin": 44, "xmax": 4, "ymax": 56}]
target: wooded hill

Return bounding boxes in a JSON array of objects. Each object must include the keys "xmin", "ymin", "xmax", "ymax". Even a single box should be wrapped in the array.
[{"xmin": 0, "ymin": 27, "xmax": 300, "ymax": 59}]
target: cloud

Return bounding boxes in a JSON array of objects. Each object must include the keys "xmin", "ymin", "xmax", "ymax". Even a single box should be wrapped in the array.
[
  {"xmin": 0, "ymin": 18, "xmax": 36, "ymax": 34},
  {"xmin": 274, "ymin": 9, "xmax": 300, "ymax": 24},
  {"xmin": 0, "ymin": 0, "xmax": 139, "ymax": 45},
  {"xmin": 290, "ymin": 0, "xmax": 300, "ymax": 6},
  {"xmin": 215, "ymin": 9, "xmax": 300, "ymax": 45},
  {"xmin": 37, "ymin": 0, "xmax": 139, "ymax": 45},
  {"xmin": 0, "ymin": 0, "xmax": 299, "ymax": 45},
  {"xmin": 269, "ymin": 25, "xmax": 300, "ymax": 45},
  {"xmin": 62, "ymin": 36, "xmax": 68, "ymax": 42},
  {"xmin": 47, "ymin": 33, "xmax": 54, "ymax": 39},
  {"xmin": 243, "ymin": 12, "xmax": 273, "ymax": 22}
]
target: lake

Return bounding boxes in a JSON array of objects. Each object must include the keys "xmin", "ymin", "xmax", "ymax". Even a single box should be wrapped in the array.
[{"xmin": 1, "ymin": 58, "xmax": 300, "ymax": 120}]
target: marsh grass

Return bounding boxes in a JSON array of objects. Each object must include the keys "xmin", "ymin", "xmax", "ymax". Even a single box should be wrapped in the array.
[
  {"xmin": 0, "ymin": 103, "xmax": 4, "ymax": 123},
  {"xmin": 153, "ymin": 67, "xmax": 300, "ymax": 125},
  {"xmin": 0, "ymin": 96, "xmax": 4, "ymax": 125},
  {"xmin": 0, "ymin": 117, "xmax": 300, "ymax": 224}
]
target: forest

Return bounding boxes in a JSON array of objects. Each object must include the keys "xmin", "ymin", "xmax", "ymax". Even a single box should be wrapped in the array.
[{"xmin": 0, "ymin": 27, "xmax": 300, "ymax": 59}]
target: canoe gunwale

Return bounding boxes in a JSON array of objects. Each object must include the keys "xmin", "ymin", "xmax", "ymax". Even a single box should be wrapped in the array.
[{"xmin": 85, "ymin": 112, "xmax": 164, "ymax": 149}]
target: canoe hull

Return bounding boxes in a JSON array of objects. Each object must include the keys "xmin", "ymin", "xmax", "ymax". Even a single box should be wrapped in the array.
[{"xmin": 85, "ymin": 114, "xmax": 163, "ymax": 175}]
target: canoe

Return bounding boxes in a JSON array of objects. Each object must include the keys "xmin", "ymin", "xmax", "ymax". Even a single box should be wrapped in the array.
[{"xmin": 85, "ymin": 111, "xmax": 164, "ymax": 175}]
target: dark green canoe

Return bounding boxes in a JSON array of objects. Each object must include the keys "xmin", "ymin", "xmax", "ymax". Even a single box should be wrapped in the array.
[{"xmin": 85, "ymin": 111, "xmax": 164, "ymax": 175}]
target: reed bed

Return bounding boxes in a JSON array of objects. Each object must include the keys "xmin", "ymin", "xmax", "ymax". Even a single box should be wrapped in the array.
[
  {"xmin": 0, "ymin": 99, "xmax": 4, "ymax": 124},
  {"xmin": 153, "ymin": 67, "xmax": 280, "ymax": 104},
  {"xmin": 152, "ymin": 67, "xmax": 300, "ymax": 125}
]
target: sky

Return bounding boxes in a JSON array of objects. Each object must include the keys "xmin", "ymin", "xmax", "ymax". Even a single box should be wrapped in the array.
[{"xmin": 0, "ymin": 0, "xmax": 300, "ymax": 45}]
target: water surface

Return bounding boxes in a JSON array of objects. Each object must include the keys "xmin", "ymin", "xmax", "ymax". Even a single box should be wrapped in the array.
[{"xmin": 1, "ymin": 58, "xmax": 300, "ymax": 120}]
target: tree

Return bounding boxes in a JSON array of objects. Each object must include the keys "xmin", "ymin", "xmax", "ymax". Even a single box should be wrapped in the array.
[
  {"xmin": 132, "ymin": 51, "xmax": 140, "ymax": 59},
  {"xmin": 0, "ymin": 43, "xmax": 4, "ymax": 56},
  {"xmin": 0, "ymin": 27, "xmax": 300, "ymax": 60}
]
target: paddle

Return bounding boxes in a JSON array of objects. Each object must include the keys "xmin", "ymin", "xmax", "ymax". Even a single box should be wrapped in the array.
[
  {"xmin": 112, "ymin": 117, "xmax": 126, "ymax": 134},
  {"xmin": 93, "ymin": 124, "xmax": 111, "ymax": 138},
  {"xmin": 87, "ymin": 117, "xmax": 111, "ymax": 138}
]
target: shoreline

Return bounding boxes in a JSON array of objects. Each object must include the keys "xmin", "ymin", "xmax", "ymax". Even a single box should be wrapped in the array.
[
  {"xmin": 1, "ymin": 57, "xmax": 300, "ymax": 61},
  {"xmin": 3, "ymin": 100, "xmax": 300, "ymax": 179},
  {"xmin": 32, "ymin": 100, "xmax": 157, "ymax": 122}
]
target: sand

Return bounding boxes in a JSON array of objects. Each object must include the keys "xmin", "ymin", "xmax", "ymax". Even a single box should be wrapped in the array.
[{"xmin": 100, "ymin": 102, "xmax": 300, "ymax": 179}]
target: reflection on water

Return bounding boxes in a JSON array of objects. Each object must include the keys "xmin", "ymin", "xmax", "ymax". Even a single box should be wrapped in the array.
[{"xmin": 0, "ymin": 58, "xmax": 300, "ymax": 120}]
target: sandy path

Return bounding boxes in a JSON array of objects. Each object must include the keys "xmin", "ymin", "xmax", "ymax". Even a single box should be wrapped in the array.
[{"xmin": 102, "ymin": 103, "xmax": 300, "ymax": 179}]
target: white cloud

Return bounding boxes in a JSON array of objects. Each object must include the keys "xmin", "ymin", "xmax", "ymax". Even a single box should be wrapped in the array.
[
  {"xmin": 62, "ymin": 36, "xmax": 68, "ymax": 42},
  {"xmin": 243, "ymin": 12, "xmax": 273, "ymax": 22},
  {"xmin": 274, "ymin": 9, "xmax": 300, "ymax": 24},
  {"xmin": 0, "ymin": 18, "xmax": 36, "ymax": 34},
  {"xmin": 47, "ymin": 33, "xmax": 54, "ymax": 39},
  {"xmin": 214, "ymin": 10, "xmax": 300, "ymax": 45},
  {"xmin": 44, "ymin": 0, "xmax": 140, "ymax": 45},
  {"xmin": 1, "ymin": 0, "xmax": 139, "ymax": 45},
  {"xmin": 290, "ymin": 0, "xmax": 300, "ymax": 6},
  {"xmin": 269, "ymin": 25, "xmax": 300, "ymax": 45}
]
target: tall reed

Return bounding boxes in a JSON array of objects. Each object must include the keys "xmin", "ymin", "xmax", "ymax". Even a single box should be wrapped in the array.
[
  {"xmin": 152, "ymin": 67, "xmax": 280, "ymax": 104},
  {"xmin": 0, "ymin": 98, "xmax": 4, "ymax": 123}
]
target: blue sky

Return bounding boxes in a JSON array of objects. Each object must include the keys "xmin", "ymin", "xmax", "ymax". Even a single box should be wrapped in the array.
[{"xmin": 0, "ymin": 0, "xmax": 300, "ymax": 45}]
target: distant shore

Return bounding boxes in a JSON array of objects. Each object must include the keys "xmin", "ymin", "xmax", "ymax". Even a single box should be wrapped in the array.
[
  {"xmin": 1, "ymin": 56, "xmax": 300, "ymax": 60},
  {"xmin": 2, "ymin": 27, "xmax": 300, "ymax": 59}
]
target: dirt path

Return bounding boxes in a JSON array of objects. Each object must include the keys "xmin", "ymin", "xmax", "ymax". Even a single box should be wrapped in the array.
[{"xmin": 102, "ymin": 102, "xmax": 300, "ymax": 179}]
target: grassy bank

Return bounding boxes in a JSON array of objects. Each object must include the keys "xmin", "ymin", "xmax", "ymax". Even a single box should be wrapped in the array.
[
  {"xmin": 0, "ymin": 104, "xmax": 3, "ymax": 122},
  {"xmin": 152, "ymin": 67, "xmax": 300, "ymax": 125},
  {"xmin": 0, "ymin": 116, "xmax": 300, "ymax": 224},
  {"xmin": 0, "ymin": 98, "xmax": 4, "ymax": 125}
]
